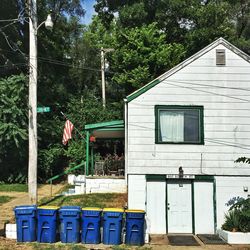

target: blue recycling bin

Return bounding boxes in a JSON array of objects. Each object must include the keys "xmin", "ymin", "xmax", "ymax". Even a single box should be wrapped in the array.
[
  {"xmin": 59, "ymin": 206, "xmax": 81, "ymax": 243},
  {"xmin": 103, "ymin": 208, "xmax": 124, "ymax": 245},
  {"xmin": 14, "ymin": 205, "xmax": 36, "ymax": 242},
  {"xmin": 81, "ymin": 207, "xmax": 102, "ymax": 244},
  {"xmin": 125, "ymin": 210, "xmax": 145, "ymax": 245},
  {"xmin": 37, "ymin": 206, "xmax": 59, "ymax": 243}
]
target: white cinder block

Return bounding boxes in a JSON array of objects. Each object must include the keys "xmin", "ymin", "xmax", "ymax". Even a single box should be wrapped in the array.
[
  {"xmin": 68, "ymin": 174, "xmax": 76, "ymax": 185},
  {"xmin": 5, "ymin": 224, "xmax": 16, "ymax": 232},
  {"xmin": 5, "ymin": 224, "xmax": 17, "ymax": 240},
  {"xmin": 99, "ymin": 184, "xmax": 109, "ymax": 189},
  {"xmin": 5, "ymin": 232, "xmax": 17, "ymax": 239}
]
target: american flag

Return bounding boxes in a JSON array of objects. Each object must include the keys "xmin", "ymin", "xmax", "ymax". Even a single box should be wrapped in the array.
[{"xmin": 62, "ymin": 120, "xmax": 74, "ymax": 145}]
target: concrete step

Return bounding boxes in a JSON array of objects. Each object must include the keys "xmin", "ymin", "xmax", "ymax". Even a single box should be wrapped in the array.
[{"xmin": 150, "ymin": 234, "xmax": 169, "ymax": 245}]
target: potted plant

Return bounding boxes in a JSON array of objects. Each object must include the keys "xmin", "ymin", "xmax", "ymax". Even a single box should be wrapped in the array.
[{"xmin": 218, "ymin": 198, "xmax": 250, "ymax": 244}]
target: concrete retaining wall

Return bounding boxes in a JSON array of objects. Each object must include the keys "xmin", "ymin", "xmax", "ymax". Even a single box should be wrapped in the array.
[{"xmin": 68, "ymin": 175, "xmax": 127, "ymax": 194}]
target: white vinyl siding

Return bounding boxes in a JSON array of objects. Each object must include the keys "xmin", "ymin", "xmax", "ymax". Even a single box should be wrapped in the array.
[
  {"xmin": 127, "ymin": 44, "xmax": 250, "ymax": 176},
  {"xmin": 128, "ymin": 175, "xmax": 146, "ymax": 210},
  {"xmin": 215, "ymin": 176, "xmax": 250, "ymax": 229}
]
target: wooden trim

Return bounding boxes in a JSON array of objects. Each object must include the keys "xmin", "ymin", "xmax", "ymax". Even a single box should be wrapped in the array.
[
  {"xmin": 195, "ymin": 175, "xmax": 214, "ymax": 181},
  {"xmin": 166, "ymin": 179, "xmax": 168, "ymax": 234},
  {"xmin": 126, "ymin": 79, "xmax": 160, "ymax": 102},
  {"xmin": 213, "ymin": 179, "xmax": 217, "ymax": 233},
  {"xmin": 86, "ymin": 131, "xmax": 90, "ymax": 175},
  {"xmin": 146, "ymin": 175, "xmax": 166, "ymax": 181},
  {"xmin": 192, "ymin": 181, "xmax": 195, "ymax": 234}
]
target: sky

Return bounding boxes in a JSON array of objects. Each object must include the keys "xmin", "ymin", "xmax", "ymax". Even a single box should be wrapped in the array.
[{"xmin": 81, "ymin": 0, "xmax": 96, "ymax": 25}]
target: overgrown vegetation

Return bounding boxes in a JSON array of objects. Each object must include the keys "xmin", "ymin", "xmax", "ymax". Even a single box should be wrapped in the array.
[
  {"xmin": 0, "ymin": 195, "xmax": 13, "ymax": 205},
  {"xmin": 222, "ymin": 198, "xmax": 250, "ymax": 232}
]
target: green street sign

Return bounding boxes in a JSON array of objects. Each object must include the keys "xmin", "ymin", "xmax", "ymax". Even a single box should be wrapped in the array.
[{"xmin": 37, "ymin": 107, "xmax": 50, "ymax": 113}]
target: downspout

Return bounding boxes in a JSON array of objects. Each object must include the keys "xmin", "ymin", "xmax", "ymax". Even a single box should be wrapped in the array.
[{"xmin": 124, "ymin": 98, "xmax": 128, "ymax": 184}]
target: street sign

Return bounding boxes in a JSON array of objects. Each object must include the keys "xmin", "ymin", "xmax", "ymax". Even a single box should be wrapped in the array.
[{"xmin": 37, "ymin": 107, "xmax": 50, "ymax": 113}]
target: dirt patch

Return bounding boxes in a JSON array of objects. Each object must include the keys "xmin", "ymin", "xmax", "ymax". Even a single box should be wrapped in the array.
[
  {"xmin": 0, "ymin": 184, "xmax": 65, "ymax": 233},
  {"xmin": 0, "ymin": 237, "xmax": 33, "ymax": 250}
]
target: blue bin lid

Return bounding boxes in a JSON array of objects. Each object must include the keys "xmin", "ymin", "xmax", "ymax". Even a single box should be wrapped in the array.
[
  {"xmin": 59, "ymin": 206, "xmax": 81, "ymax": 211},
  {"xmin": 14, "ymin": 205, "xmax": 36, "ymax": 211}
]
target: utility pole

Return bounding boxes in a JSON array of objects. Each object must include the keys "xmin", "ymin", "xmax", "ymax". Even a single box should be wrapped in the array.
[
  {"xmin": 28, "ymin": 0, "xmax": 38, "ymax": 204},
  {"xmin": 100, "ymin": 47, "xmax": 114, "ymax": 108},
  {"xmin": 101, "ymin": 48, "xmax": 106, "ymax": 108},
  {"xmin": 28, "ymin": 1, "xmax": 53, "ymax": 204}
]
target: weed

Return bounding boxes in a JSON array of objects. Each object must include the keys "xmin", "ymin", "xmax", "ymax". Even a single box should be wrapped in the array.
[{"xmin": 0, "ymin": 195, "xmax": 13, "ymax": 204}]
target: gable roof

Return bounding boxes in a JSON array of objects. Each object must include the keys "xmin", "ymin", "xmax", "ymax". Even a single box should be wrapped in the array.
[{"xmin": 125, "ymin": 37, "xmax": 250, "ymax": 103}]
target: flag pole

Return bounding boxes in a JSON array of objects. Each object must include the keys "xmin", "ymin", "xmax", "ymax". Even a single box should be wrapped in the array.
[{"xmin": 60, "ymin": 111, "xmax": 86, "ymax": 142}]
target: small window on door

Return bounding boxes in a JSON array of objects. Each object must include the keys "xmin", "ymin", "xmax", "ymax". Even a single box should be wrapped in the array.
[{"xmin": 155, "ymin": 105, "xmax": 204, "ymax": 144}]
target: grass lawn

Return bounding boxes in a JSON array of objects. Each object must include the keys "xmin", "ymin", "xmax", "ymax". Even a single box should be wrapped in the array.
[
  {"xmin": 39, "ymin": 193, "xmax": 127, "ymax": 208},
  {"xmin": 25, "ymin": 243, "xmax": 151, "ymax": 250},
  {"xmin": 0, "ymin": 184, "xmax": 28, "ymax": 192},
  {"xmin": 29, "ymin": 243, "xmax": 87, "ymax": 250},
  {"xmin": 0, "ymin": 195, "xmax": 13, "ymax": 204}
]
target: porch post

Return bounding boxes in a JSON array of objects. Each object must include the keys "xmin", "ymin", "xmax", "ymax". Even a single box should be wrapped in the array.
[
  {"xmin": 91, "ymin": 146, "xmax": 94, "ymax": 176},
  {"xmin": 86, "ymin": 130, "xmax": 90, "ymax": 175}
]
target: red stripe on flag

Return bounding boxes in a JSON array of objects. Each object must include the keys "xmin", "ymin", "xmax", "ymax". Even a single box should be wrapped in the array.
[{"xmin": 62, "ymin": 120, "xmax": 74, "ymax": 145}]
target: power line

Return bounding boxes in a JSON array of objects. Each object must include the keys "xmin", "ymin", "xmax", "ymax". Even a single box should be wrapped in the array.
[
  {"xmin": 0, "ymin": 18, "xmax": 19, "ymax": 22},
  {"xmin": 128, "ymin": 123, "xmax": 250, "ymax": 150},
  {"xmin": 0, "ymin": 20, "xmax": 19, "ymax": 30},
  {"xmin": 167, "ymin": 79, "xmax": 250, "ymax": 92},
  {"xmin": 165, "ymin": 82, "xmax": 250, "ymax": 103}
]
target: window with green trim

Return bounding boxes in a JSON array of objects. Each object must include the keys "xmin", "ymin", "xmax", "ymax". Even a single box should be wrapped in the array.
[{"xmin": 155, "ymin": 106, "xmax": 204, "ymax": 144}]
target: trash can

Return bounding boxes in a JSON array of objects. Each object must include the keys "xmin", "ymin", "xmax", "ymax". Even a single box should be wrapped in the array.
[
  {"xmin": 59, "ymin": 206, "xmax": 81, "ymax": 243},
  {"xmin": 125, "ymin": 210, "xmax": 145, "ymax": 245},
  {"xmin": 37, "ymin": 206, "xmax": 59, "ymax": 243},
  {"xmin": 82, "ymin": 207, "xmax": 102, "ymax": 244},
  {"xmin": 14, "ymin": 205, "xmax": 36, "ymax": 242},
  {"xmin": 103, "ymin": 208, "xmax": 124, "ymax": 245}
]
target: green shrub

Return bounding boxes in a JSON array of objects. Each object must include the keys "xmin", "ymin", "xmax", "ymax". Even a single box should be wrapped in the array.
[
  {"xmin": 222, "ymin": 198, "xmax": 250, "ymax": 232},
  {"xmin": 222, "ymin": 209, "xmax": 241, "ymax": 232}
]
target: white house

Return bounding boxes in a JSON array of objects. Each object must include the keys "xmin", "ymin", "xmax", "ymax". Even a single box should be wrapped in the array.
[{"xmin": 124, "ymin": 38, "xmax": 250, "ymax": 235}]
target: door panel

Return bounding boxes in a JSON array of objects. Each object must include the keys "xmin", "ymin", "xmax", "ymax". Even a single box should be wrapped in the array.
[
  {"xmin": 167, "ymin": 180, "xmax": 192, "ymax": 233},
  {"xmin": 146, "ymin": 181, "xmax": 166, "ymax": 234},
  {"xmin": 194, "ymin": 181, "xmax": 214, "ymax": 234}
]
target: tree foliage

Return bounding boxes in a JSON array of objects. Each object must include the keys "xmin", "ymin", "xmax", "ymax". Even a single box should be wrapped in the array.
[
  {"xmin": 1, "ymin": 0, "xmax": 250, "ymax": 182},
  {"xmin": 0, "ymin": 74, "xmax": 28, "ymax": 181}
]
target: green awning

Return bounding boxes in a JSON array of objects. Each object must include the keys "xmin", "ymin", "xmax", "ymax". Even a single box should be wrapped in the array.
[{"xmin": 84, "ymin": 120, "xmax": 124, "ymax": 139}]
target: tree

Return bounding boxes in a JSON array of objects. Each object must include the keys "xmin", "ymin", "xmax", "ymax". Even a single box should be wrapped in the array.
[
  {"xmin": 0, "ymin": 74, "xmax": 28, "ymax": 182},
  {"xmin": 110, "ymin": 22, "xmax": 185, "ymax": 94}
]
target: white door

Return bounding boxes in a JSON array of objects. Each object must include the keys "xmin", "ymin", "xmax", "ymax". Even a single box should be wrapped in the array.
[{"xmin": 167, "ymin": 180, "xmax": 192, "ymax": 233}]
